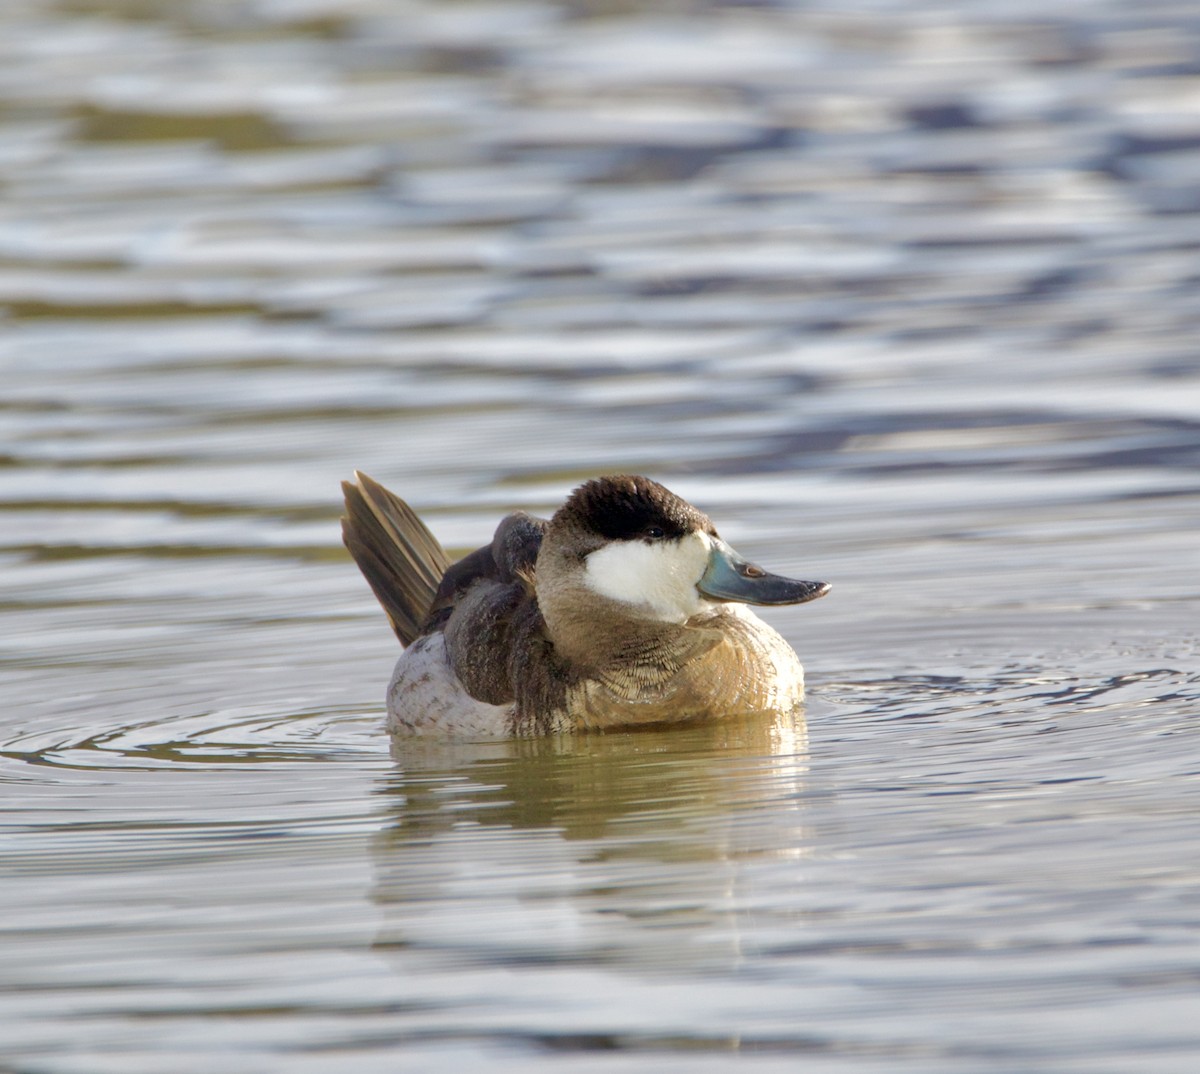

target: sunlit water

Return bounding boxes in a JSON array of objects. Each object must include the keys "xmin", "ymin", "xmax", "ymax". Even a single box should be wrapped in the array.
[{"xmin": 3, "ymin": 1, "xmax": 1200, "ymax": 1071}]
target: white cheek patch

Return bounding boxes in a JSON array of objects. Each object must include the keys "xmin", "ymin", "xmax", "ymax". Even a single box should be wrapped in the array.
[{"xmin": 584, "ymin": 531, "xmax": 713, "ymax": 623}]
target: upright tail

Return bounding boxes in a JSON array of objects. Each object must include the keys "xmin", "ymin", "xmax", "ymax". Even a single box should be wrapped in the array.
[{"xmin": 341, "ymin": 472, "xmax": 452, "ymax": 646}]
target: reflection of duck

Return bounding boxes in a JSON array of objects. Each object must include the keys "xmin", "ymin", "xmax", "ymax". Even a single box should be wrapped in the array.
[
  {"xmin": 370, "ymin": 713, "xmax": 810, "ymax": 977},
  {"xmin": 342, "ymin": 473, "xmax": 829, "ymax": 736},
  {"xmin": 382, "ymin": 711, "xmax": 808, "ymax": 840}
]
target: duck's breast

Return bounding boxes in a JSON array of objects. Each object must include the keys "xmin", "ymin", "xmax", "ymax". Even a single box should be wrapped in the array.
[{"xmin": 705, "ymin": 604, "xmax": 806, "ymax": 710}]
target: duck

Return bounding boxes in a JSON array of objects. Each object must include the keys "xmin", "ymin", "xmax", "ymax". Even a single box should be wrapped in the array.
[{"xmin": 341, "ymin": 472, "xmax": 829, "ymax": 736}]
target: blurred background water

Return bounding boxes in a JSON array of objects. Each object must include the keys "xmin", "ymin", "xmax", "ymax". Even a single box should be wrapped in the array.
[{"xmin": 2, "ymin": 0, "xmax": 1200, "ymax": 1071}]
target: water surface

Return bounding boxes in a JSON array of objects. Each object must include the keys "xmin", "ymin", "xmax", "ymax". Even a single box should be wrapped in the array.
[{"xmin": 3, "ymin": 1, "xmax": 1200, "ymax": 1071}]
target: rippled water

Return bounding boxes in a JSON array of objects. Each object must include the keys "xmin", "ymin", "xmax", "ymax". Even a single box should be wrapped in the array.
[{"xmin": 3, "ymin": 0, "xmax": 1200, "ymax": 1070}]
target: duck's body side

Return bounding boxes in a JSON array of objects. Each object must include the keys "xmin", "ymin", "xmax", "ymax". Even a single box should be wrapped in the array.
[
  {"xmin": 385, "ymin": 603, "xmax": 802, "ymax": 737},
  {"xmin": 386, "ymin": 633, "xmax": 513, "ymax": 736},
  {"xmin": 341, "ymin": 473, "xmax": 827, "ymax": 737}
]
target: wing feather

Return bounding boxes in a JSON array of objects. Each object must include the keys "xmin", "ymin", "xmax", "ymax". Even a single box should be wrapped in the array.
[{"xmin": 341, "ymin": 472, "xmax": 452, "ymax": 645}]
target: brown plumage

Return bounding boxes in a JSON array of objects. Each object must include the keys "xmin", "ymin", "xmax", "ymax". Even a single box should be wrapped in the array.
[{"xmin": 341, "ymin": 473, "xmax": 829, "ymax": 736}]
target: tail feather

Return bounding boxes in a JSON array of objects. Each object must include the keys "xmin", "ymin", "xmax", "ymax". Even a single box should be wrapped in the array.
[{"xmin": 341, "ymin": 472, "xmax": 452, "ymax": 646}]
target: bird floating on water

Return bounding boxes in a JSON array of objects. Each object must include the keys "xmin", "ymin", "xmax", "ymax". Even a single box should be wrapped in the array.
[{"xmin": 342, "ymin": 473, "xmax": 829, "ymax": 736}]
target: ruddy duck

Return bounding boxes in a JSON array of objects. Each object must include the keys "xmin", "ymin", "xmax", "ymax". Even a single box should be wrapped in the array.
[{"xmin": 342, "ymin": 473, "xmax": 829, "ymax": 736}]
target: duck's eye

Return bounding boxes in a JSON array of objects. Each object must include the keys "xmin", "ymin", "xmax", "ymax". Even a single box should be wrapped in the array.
[{"xmin": 643, "ymin": 525, "xmax": 666, "ymax": 540}]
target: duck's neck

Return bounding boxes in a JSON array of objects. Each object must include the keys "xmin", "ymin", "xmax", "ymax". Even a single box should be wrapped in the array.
[
  {"xmin": 537, "ymin": 581, "xmax": 719, "ymax": 685},
  {"xmin": 533, "ymin": 538, "xmax": 718, "ymax": 675}
]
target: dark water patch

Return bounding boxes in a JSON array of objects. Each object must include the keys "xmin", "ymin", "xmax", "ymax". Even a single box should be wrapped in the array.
[
  {"xmin": 4, "ymin": 300, "xmax": 268, "ymax": 320},
  {"xmin": 1017, "ymin": 265, "xmax": 1098, "ymax": 299},
  {"xmin": 75, "ymin": 105, "xmax": 293, "ymax": 151},
  {"xmin": 904, "ymin": 101, "xmax": 984, "ymax": 131},
  {"xmin": 0, "ymin": 497, "xmax": 338, "ymax": 521},
  {"xmin": 11, "ymin": 543, "xmax": 339, "ymax": 563},
  {"xmin": 692, "ymin": 412, "xmax": 1200, "ymax": 483}
]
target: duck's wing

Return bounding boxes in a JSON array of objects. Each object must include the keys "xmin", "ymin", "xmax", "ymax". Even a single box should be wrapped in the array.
[
  {"xmin": 435, "ymin": 511, "xmax": 549, "ymax": 705},
  {"xmin": 424, "ymin": 510, "xmax": 547, "ymax": 629},
  {"xmin": 341, "ymin": 472, "xmax": 452, "ymax": 646}
]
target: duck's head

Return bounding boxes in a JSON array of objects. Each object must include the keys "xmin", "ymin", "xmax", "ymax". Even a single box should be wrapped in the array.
[{"xmin": 536, "ymin": 475, "xmax": 830, "ymax": 629}]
